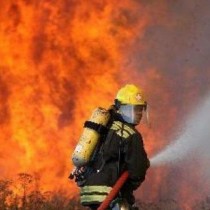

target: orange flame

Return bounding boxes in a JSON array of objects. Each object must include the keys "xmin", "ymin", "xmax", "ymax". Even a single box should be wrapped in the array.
[{"xmin": 0, "ymin": 0, "xmax": 150, "ymax": 195}]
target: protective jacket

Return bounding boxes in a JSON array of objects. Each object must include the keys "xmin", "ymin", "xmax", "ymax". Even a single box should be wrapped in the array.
[{"xmin": 80, "ymin": 112, "xmax": 150, "ymax": 208}]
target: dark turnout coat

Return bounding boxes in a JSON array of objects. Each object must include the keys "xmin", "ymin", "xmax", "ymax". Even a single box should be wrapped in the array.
[{"xmin": 80, "ymin": 115, "xmax": 150, "ymax": 207}]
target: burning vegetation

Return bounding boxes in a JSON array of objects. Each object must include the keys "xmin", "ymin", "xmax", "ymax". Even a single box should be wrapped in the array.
[{"xmin": 0, "ymin": 173, "xmax": 210, "ymax": 210}]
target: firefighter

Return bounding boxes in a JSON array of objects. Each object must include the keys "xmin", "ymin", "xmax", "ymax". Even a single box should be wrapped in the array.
[{"xmin": 75, "ymin": 84, "xmax": 150, "ymax": 210}]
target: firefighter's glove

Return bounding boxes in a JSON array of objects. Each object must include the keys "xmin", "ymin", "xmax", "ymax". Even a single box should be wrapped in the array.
[{"xmin": 74, "ymin": 167, "xmax": 87, "ymax": 187}]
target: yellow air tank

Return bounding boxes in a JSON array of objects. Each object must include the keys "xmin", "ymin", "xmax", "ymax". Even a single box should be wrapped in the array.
[{"xmin": 72, "ymin": 107, "xmax": 110, "ymax": 167}]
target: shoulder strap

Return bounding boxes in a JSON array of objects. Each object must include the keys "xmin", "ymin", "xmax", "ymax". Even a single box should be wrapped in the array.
[{"xmin": 84, "ymin": 121, "xmax": 108, "ymax": 135}]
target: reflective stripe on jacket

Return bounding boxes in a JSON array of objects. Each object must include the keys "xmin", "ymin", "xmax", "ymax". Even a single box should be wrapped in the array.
[{"xmin": 81, "ymin": 185, "xmax": 112, "ymax": 204}]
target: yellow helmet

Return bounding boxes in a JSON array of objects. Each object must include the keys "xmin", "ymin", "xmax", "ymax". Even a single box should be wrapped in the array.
[{"xmin": 116, "ymin": 84, "xmax": 146, "ymax": 105}]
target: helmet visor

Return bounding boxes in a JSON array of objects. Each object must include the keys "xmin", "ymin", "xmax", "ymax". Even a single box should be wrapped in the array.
[{"xmin": 119, "ymin": 104, "xmax": 145, "ymax": 125}]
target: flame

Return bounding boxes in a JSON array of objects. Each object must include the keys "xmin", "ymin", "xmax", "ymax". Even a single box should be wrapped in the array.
[
  {"xmin": 1, "ymin": 0, "xmax": 210, "ymax": 209},
  {"xmin": 0, "ymin": 0, "xmax": 149, "ymax": 195}
]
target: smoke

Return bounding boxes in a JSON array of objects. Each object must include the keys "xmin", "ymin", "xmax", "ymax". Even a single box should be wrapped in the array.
[
  {"xmin": 129, "ymin": 0, "xmax": 210, "ymax": 207},
  {"xmin": 122, "ymin": 0, "xmax": 210, "ymax": 159}
]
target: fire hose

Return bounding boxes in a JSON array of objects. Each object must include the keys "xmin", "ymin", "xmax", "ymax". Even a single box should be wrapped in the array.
[{"xmin": 97, "ymin": 171, "xmax": 129, "ymax": 210}]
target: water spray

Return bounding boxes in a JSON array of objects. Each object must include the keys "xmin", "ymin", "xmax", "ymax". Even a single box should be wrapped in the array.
[{"xmin": 150, "ymin": 94, "xmax": 210, "ymax": 167}]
